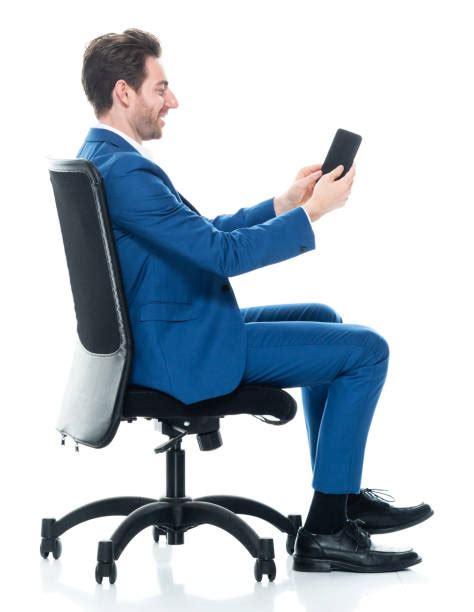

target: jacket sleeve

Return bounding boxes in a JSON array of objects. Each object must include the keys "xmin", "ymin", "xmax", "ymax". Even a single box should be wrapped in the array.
[
  {"xmin": 178, "ymin": 191, "xmax": 277, "ymax": 231},
  {"xmin": 105, "ymin": 155, "xmax": 315, "ymax": 278},
  {"xmin": 207, "ymin": 198, "xmax": 277, "ymax": 230}
]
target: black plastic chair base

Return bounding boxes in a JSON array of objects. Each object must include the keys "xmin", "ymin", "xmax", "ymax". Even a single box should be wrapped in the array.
[{"xmin": 40, "ymin": 442, "xmax": 302, "ymax": 584}]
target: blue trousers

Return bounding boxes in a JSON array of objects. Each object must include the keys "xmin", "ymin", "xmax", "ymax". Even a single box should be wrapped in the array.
[{"xmin": 239, "ymin": 303, "xmax": 390, "ymax": 494}]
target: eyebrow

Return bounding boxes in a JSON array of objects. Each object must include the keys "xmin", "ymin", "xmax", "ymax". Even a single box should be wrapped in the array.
[{"xmin": 154, "ymin": 80, "xmax": 168, "ymax": 87}]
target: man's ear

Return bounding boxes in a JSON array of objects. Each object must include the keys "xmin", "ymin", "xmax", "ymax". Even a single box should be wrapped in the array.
[{"xmin": 114, "ymin": 79, "xmax": 131, "ymax": 106}]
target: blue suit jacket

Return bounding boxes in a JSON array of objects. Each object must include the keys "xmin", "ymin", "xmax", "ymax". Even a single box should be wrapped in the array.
[{"xmin": 77, "ymin": 128, "xmax": 315, "ymax": 404}]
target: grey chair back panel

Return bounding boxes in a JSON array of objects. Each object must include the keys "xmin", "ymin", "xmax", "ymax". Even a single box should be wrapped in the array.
[{"xmin": 56, "ymin": 339, "xmax": 127, "ymax": 446}]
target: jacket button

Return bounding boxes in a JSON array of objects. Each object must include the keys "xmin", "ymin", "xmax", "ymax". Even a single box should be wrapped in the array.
[{"xmin": 221, "ymin": 283, "xmax": 230, "ymax": 291}]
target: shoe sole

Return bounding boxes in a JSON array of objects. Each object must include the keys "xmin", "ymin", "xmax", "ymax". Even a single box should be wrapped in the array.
[
  {"xmin": 293, "ymin": 554, "xmax": 422, "ymax": 573},
  {"xmin": 363, "ymin": 509, "xmax": 434, "ymax": 534}
]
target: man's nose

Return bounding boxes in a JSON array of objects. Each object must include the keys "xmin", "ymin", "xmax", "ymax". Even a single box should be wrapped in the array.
[{"xmin": 167, "ymin": 89, "xmax": 179, "ymax": 109}]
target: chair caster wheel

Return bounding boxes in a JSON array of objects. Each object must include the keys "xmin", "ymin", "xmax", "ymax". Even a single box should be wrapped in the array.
[
  {"xmin": 95, "ymin": 560, "xmax": 117, "ymax": 584},
  {"xmin": 286, "ymin": 534, "xmax": 296, "ymax": 555},
  {"xmin": 96, "ymin": 540, "xmax": 116, "ymax": 584},
  {"xmin": 152, "ymin": 525, "xmax": 167, "ymax": 543},
  {"xmin": 40, "ymin": 537, "xmax": 62, "ymax": 559},
  {"xmin": 254, "ymin": 558, "xmax": 276, "ymax": 582}
]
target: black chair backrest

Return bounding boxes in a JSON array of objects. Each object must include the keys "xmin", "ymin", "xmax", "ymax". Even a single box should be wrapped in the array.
[{"xmin": 48, "ymin": 158, "xmax": 132, "ymax": 448}]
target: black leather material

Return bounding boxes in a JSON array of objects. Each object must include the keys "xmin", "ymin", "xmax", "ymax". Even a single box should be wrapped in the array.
[
  {"xmin": 292, "ymin": 520, "xmax": 421, "ymax": 572},
  {"xmin": 123, "ymin": 383, "xmax": 297, "ymax": 423},
  {"xmin": 347, "ymin": 490, "xmax": 434, "ymax": 534},
  {"xmin": 50, "ymin": 167, "xmax": 123, "ymax": 354}
]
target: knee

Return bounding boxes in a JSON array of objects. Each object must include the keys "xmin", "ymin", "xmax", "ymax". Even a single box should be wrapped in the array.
[
  {"xmin": 364, "ymin": 330, "xmax": 390, "ymax": 362},
  {"xmin": 312, "ymin": 303, "xmax": 343, "ymax": 324}
]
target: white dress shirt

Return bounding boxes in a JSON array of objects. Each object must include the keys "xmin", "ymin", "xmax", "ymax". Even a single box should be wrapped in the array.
[{"xmin": 95, "ymin": 122, "xmax": 313, "ymax": 231}]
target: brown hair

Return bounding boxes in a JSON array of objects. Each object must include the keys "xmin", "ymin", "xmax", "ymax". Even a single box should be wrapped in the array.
[{"xmin": 81, "ymin": 28, "xmax": 162, "ymax": 118}]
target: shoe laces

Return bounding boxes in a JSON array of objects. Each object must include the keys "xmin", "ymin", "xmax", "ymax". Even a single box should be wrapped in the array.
[
  {"xmin": 345, "ymin": 518, "xmax": 371, "ymax": 551},
  {"xmin": 362, "ymin": 487, "xmax": 396, "ymax": 504}
]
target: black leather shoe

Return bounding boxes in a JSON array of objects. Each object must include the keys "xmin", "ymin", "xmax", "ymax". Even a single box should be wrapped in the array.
[
  {"xmin": 346, "ymin": 488, "xmax": 434, "ymax": 534},
  {"xmin": 293, "ymin": 518, "xmax": 422, "ymax": 573}
]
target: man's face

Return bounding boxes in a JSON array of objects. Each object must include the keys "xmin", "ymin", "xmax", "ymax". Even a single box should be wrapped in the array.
[{"xmin": 129, "ymin": 55, "xmax": 178, "ymax": 141}]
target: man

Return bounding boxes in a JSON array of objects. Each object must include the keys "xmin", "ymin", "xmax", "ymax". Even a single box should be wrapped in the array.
[{"xmin": 78, "ymin": 28, "xmax": 433, "ymax": 573}]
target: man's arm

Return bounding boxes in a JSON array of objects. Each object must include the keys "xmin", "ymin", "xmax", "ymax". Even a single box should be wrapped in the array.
[
  {"xmin": 178, "ymin": 191, "xmax": 277, "ymax": 231},
  {"xmin": 106, "ymin": 154, "xmax": 315, "ymax": 277},
  {"xmin": 185, "ymin": 193, "xmax": 314, "ymax": 234},
  {"xmin": 206, "ymin": 198, "xmax": 277, "ymax": 231}
]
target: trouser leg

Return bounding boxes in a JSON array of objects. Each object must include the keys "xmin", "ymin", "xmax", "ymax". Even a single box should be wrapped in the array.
[
  {"xmin": 240, "ymin": 303, "xmax": 389, "ymax": 493},
  {"xmin": 241, "ymin": 303, "xmax": 341, "ymax": 472}
]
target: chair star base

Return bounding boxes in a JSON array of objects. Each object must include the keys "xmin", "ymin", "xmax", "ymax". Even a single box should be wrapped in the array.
[{"xmin": 40, "ymin": 440, "xmax": 302, "ymax": 584}]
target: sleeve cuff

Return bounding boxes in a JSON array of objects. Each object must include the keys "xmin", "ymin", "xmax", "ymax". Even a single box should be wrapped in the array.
[{"xmin": 301, "ymin": 207, "xmax": 312, "ymax": 226}]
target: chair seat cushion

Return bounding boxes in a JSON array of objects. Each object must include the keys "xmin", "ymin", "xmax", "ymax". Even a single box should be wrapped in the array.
[{"xmin": 122, "ymin": 383, "xmax": 297, "ymax": 424}]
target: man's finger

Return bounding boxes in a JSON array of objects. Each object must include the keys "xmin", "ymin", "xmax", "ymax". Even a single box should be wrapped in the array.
[
  {"xmin": 299, "ymin": 170, "xmax": 322, "ymax": 184},
  {"xmin": 344, "ymin": 163, "xmax": 356, "ymax": 181},
  {"xmin": 301, "ymin": 163, "xmax": 323, "ymax": 175},
  {"xmin": 331, "ymin": 165, "xmax": 345, "ymax": 177}
]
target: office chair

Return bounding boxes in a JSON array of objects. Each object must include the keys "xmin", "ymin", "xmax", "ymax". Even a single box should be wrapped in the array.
[{"xmin": 40, "ymin": 158, "xmax": 302, "ymax": 584}]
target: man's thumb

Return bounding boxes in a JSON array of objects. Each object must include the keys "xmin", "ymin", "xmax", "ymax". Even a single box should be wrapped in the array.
[{"xmin": 331, "ymin": 164, "xmax": 344, "ymax": 176}]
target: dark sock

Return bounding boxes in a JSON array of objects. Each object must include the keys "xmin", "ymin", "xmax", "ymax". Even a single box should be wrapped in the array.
[{"xmin": 304, "ymin": 490, "xmax": 348, "ymax": 535}]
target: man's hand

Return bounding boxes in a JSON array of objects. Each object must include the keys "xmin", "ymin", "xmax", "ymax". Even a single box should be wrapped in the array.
[
  {"xmin": 273, "ymin": 163, "xmax": 323, "ymax": 215},
  {"xmin": 302, "ymin": 163, "xmax": 356, "ymax": 222}
]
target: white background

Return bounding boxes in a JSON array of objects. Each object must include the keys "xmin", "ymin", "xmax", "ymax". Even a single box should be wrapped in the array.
[{"xmin": 1, "ymin": 0, "xmax": 473, "ymax": 609}]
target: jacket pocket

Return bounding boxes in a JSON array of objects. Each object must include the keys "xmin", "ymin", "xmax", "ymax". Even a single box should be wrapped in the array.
[{"xmin": 139, "ymin": 300, "xmax": 198, "ymax": 322}]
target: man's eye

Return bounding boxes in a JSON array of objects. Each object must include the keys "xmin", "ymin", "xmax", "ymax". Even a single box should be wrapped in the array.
[{"xmin": 158, "ymin": 90, "xmax": 166, "ymax": 96}]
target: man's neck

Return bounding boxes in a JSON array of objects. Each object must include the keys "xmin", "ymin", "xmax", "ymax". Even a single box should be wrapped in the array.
[
  {"xmin": 95, "ymin": 120, "xmax": 156, "ymax": 162},
  {"xmin": 97, "ymin": 118, "xmax": 142, "ymax": 144}
]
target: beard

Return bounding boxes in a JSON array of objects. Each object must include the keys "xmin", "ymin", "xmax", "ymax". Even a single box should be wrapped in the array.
[{"xmin": 137, "ymin": 104, "xmax": 163, "ymax": 141}]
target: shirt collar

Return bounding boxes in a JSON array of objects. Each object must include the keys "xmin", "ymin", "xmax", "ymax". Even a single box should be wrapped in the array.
[{"xmin": 95, "ymin": 122, "xmax": 155, "ymax": 162}]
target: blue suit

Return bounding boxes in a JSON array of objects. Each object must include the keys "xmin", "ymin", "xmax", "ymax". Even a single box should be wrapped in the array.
[
  {"xmin": 77, "ymin": 127, "xmax": 391, "ymax": 493},
  {"xmin": 77, "ymin": 128, "xmax": 315, "ymax": 405}
]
